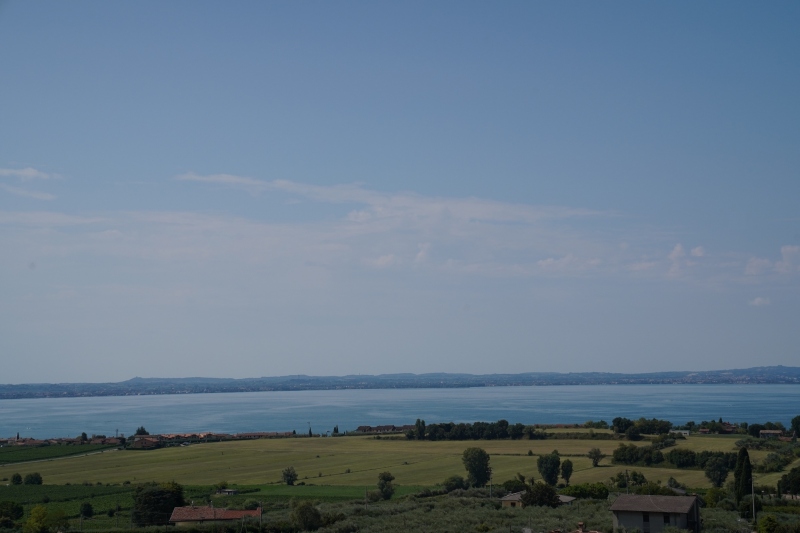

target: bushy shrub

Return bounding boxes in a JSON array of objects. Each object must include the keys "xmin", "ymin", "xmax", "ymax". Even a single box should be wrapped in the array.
[
  {"xmin": 442, "ymin": 475, "xmax": 468, "ymax": 493},
  {"xmin": 291, "ymin": 500, "xmax": 322, "ymax": 531},
  {"xmin": 560, "ymin": 483, "xmax": 609, "ymax": 500},
  {"xmin": 23, "ymin": 473, "xmax": 43, "ymax": 485}
]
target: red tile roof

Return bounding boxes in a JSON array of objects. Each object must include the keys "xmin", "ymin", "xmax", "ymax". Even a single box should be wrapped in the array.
[{"xmin": 169, "ymin": 506, "xmax": 261, "ymax": 523}]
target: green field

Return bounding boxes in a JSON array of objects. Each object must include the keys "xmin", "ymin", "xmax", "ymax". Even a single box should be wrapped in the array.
[
  {"xmin": 0, "ymin": 445, "xmax": 116, "ymax": 465},
  {"xmin": 4, "ymin": 434, "xmax": 789, "ymax": 490}
]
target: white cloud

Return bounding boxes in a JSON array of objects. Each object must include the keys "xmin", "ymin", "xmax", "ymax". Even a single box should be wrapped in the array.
[
  {"xmin": 0, "ymin": 167, "xmax": 61, "ymax": 181},
  {"xmin": 690, "ymin": 246, "xmax": 705, "ymax": 257},
  {"xmin": 749, "ymin": 297, "xmax": 770, "ymax": 307},
  {"xmin": 745, "ymin": 257, "xmax": 772, "ymax": 275},
  {"xmin": 536, "ymin": 254, "xmax": 577, "ymax": 272},
  {"xmin": 176, "ymin": 173, "xmax": 610, "ymax": 225},
  {"xmin": 668, "ymin": 243, "xmax": 685, "ymax": 276},
  {"xmin": 775, "ymin": 245, "xmax": 800, "ymax": 274},
  {"xmin": 0, "ymin": 184, "xmax": 56, "ymax": 201}
]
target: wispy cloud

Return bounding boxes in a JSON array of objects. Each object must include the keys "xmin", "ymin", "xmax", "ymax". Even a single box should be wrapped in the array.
[
  {"xmin": 749, "ymin": 297, "xmax": 770, "ymax": 307},
  {"xmin": 0, "ymin": 184, "xmax": 56, "ymax": 201},
  {"xmin": 0, "ymin": 167, "xmax": 61, "ymax": 181},
  {"xmin": 0, "ymin": 167, "xmax": 60, "ymax": 200},
  {"xmin": 176, "ymin": 172, "xmax": 610, "ymax": 224}
]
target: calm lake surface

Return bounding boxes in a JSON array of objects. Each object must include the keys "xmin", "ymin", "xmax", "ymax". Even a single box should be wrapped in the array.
[{"xmin": 1, "ymin": 384, "xmax": 798, "ymax": 439}]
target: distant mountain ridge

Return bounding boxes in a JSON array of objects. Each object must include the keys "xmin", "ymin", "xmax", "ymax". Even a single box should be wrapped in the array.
[{"xmin": 1, "ymin": 366, "xmax": 798, "ymax": 399}]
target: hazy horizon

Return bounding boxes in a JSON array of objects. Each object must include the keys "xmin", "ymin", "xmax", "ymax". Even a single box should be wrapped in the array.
[{"xmin": 1, "ymin": 2, "xmax": 798, "ymax": 384}]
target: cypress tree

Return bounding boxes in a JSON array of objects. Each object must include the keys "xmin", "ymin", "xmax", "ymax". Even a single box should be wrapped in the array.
[{"xmin": 734, "ymin": 447, "xmax": 752, "ymax": 503}]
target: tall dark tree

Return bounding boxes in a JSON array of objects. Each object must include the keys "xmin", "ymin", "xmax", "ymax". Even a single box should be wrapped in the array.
[
  {"xmin": 537, "ymin": 450, "xmax": 561, "ymax": 486},
  {"xmin": 561, "ymin": 459, "xmax": 574, "ymax": 485},
  {"xmin": 462, "ymin": 447, "xmax": 492, "ymax": 487},
  {"xmin": 779, "ymin": 466, "xmax": 800, "ymax": 497},
  {"xmin": 10, "ymin": 474, "xmax": 22, "ymax": 485},
  {"xmin": 734, "ymin": 447, "xmax": 752, "ymax": 503},
  {"xmin": 791, "ymin": 415, "xmax": 800, "ymax": 438},
  {"xmin": 415, "ymin": 419, "xmax": 426, "ymax": 440},
  {"xmin": 134, "ymin": 426, "xmax": 149, "ymax": 436}
]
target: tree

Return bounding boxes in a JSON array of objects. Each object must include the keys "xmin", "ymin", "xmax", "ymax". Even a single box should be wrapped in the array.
[
  {"xmin": 290, "ymin": 500, "xmax": 322, "ymax": 531},
  {"xmin": 462, "ymin": 447, "xmax": 492, "ymax": 487},
  {"xmin": 561, "ymin": 459, "xmax": 574, "ymax": 485},
  {"xmin": 537, "ymin": 450, "xmax": 561, "ymax": 486},
  {"xmin": 0, "ymin": 501, "xmax": 23, "ymax": 520},
  {"xmin": 705, "ymin": 456, "xmax": 729, "ymax": 488},
  {"xmin": 791, "ymin": 415, "xmax": 800, "ymax": 438},
  {"xmin": 79, "ymin": 502, "xmax": 94, "ymax": 518},
  {"xmin": 23, "ymin": 473, "xmax": 43, "ymax": 485},
  {"xmin": 415, "ymin": 418, "xmax": 426, "ymax": 440},
  {"xmin": 779, "ymin": 466, "xmax": 800, "ymax": 497},
  {"xmin": 132, "ymin": 481, "xmax": 184, "ymax": 526},
  {"xmin": 625, "ymin": 426, "xmax": 642, "ymax": 441},
  {"xmin": 308, "ymin": 427, "xmax": 313, "ymax": 437},
  {"xmin": 0, "ymin": 500, "xmax": 24, "ymax": 528},
  {"xmin": 10, "ymin": 473, "xmax": 22, "ymax": 485},
  {"xmin": 80, "ymin": 432, "xmax": 88, "ymax": 442},
  {"xmin": 734, "ymin": 447, "xmax": 753, "ymax": 504},
  {"xmin": 377, "ymin": 471, "xmax": 395, "ymax": 500},
  {"xmin": 442, "ymin": 475, "xmax": 468, "ymax": 492},
  {"xmin": 282, "ymin": 466, "xmax": 298, "ymax": 486},
  {"xmin": 759, "ymin": 514, "xmax": 779, "ymax": 533},
  {"xmin": 612, "ymin": 417, "xmax": 635, "ymax": 433},
  {"xmin": 588, "ymin": 448, "xmax": 606, "ymax": 467},
  {"xmin": 134, "ymin": 426, "xmax": 149, "ymax": 436},
  {"xmin": 520, "ymin": 481, "xmax": 560, "ymax": 508},
  {"xmin": 23, "ymin": 505, "xmax": 49, "ymax": 533}
]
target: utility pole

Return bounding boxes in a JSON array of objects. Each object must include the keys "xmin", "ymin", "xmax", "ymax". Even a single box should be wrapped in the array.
[{"xmin": 752, "ymin": 476, "xmax": 756, "ymax": 525}]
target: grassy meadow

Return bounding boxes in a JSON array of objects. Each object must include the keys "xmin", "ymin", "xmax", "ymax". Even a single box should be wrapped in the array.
[{"xmin": 3, "ymin": 433, "xmax": 790, "ymax": 489}]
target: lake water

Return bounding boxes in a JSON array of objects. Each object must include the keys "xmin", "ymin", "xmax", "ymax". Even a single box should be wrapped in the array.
[{"xmin": 1, "ymin": 384, "xmax": 797, "ymax": 439}]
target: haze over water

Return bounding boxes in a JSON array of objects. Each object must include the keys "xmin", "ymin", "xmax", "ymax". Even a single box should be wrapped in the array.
[{"xmin": 1, "ymin": 384, "xmax": 797, "ymax": 440}]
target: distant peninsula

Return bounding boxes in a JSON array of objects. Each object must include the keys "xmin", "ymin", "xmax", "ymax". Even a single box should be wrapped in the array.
[{"xmin": 1, "ymin": 366, "xmax": 799, "ymax": 400}]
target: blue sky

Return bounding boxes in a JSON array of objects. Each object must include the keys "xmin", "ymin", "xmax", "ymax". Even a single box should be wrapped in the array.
[{"xmin": 1, "ymin": 1, "xmax": 798, "ymax": 384}]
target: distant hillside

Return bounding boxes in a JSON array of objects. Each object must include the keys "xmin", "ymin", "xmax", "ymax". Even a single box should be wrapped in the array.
[{"xmin": 1, "ymin": 366, "xmax": 798, "ymax": 399}]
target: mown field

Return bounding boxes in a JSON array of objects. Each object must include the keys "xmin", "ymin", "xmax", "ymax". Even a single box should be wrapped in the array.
[{"xmin": 5, "ymin": 433, "xmax": 793, "ymax": 489}]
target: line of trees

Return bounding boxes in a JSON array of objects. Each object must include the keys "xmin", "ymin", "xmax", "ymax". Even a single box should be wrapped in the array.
[
  {"xmin": 612, "ymin": 417, "xmax": 673, "ymax": 436},
  {"xmin": 665, "ymin": 449, "xmax": 738, "ymax": 469},
  {"xmin": 410, "ymin": 419, "xmax": 532, "ymax": 441}
]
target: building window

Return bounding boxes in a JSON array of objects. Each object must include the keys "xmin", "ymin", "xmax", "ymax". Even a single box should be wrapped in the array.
[
  {"xmin": 663, "ymin": 514, "xmax": 670, "ymax": 524},
  {"xmin": 642, "ymin": 513, "xmax": 650, "ymax": 523}
]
